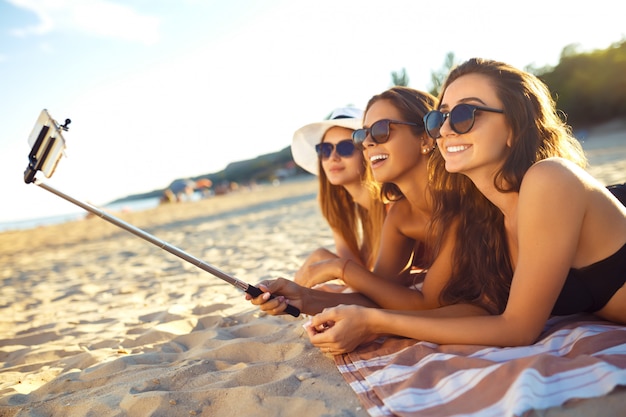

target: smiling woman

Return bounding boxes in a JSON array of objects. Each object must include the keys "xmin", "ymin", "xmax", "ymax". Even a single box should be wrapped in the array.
[
  {"xmin": 429, "ymin": 58, "xmax": 626, "ymax": 328},
  {"xmin": 2, "ymin": 0, "xmax": 625, "ymax": 225},
  {"xmin": 248, "ymin": 87, "xmax": 447, "ymax": 316},
  {"xmin": 289, "ymin": 107, "xmax": 386, "ymax": 290},
  {"xmin": 294, "ymin": 58, "xmax": 626, "ymax": 356}
]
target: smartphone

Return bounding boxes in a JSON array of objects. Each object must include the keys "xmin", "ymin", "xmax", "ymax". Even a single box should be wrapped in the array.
[{"xmin": 24, "ymin": 109, "xmax": 67, "ymax": 183}]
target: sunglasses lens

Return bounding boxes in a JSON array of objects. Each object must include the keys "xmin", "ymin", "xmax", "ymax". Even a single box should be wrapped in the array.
[
  {"xmin": 370, "ymin": 120, "xmax": 391, "ymax": 143},
  {"xmin": 316, "ymin": 140, "xmax": 355, "ymax": 160},
  {"xmin": 315, "ymin": 143, "xmax": 332, "ymax": 159},
  {"xmin": 424, "ymin": 111, "xmax": 444, "ymax": 139},
  {"xmin": 336, "ymin": 140, "xmax": 356, "ymax": 157},
  {"xmin": 352, "ymin": 129, "xmax": 367, "ymax": 147},
  {"xmin": 449, "ymin": 104, "xmax": 475, "ymax": 134}
]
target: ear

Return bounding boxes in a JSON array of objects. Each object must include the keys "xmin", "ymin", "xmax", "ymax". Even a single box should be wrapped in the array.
[
  {"xmin": 506, "ymin": 130, "xmax": 514, "ymax": 148},
  {"xmin": 421, "ymin": 136, "xmax": 436, "ymax": 154}
]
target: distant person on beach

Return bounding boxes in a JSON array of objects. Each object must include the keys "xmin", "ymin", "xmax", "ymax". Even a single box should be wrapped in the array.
[
  {"xmin": 159, "ymin": 188, "xmax": 177, "ymax": 204},
  {"xmin": 302, "ymin": 58, "xmax": 626, "ymax": 354},
  {"xmin": 291, "ymin": 107, "xmax": 386, "ymax": 291},
  {"xmin": 249, "ymin": 87, "xmax": 463, "ymax": 314}
]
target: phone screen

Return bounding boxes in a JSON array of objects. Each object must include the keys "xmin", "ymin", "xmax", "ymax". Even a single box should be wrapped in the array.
[{"xmin": 27, "ymin": 109, "xmax": 66, "ymax": 179}]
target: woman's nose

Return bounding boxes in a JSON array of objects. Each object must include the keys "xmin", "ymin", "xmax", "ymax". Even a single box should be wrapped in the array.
[
  {"xmin": 439, "ymin": 114, "xmax": 454, "ymax": 137},
  {"xmin": 362, "ymin": 132, "xmax": 375, "ymax": 148}
]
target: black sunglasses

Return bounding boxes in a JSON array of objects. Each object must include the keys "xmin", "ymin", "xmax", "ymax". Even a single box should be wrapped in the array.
[
  {"xmin": 423, "ymin": 103, "xmax": 504, "ymax": 139},
  {"xmin": 315, "ymin": 139, "xmax": 356, "ymax": 160},
  {"xmin": 352, "ymin": 119, "xmax": 420, "ymax": 149}
]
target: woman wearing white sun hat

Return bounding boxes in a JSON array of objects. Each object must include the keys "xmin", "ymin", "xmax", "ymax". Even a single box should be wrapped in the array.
[{"xmin": 291, "ymin": 107, "xmax": 386, "ymax": 291}]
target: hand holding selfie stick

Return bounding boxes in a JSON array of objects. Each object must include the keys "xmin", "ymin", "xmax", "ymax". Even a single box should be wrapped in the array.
[{"xmin": 24, "ymin": 109, "xmax": 300, "ymax": 318}]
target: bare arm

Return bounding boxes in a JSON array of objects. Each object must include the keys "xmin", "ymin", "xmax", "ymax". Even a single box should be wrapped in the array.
[
  {"xmin": 369, "ymin": 201, "xmax": 417, "ymax": 279},
  {"xmin": 294, "ymin": 247, "xmax": 338, "ymax": 286},
  {"xmin": 332, "ymin": 228, "xmax": 365, "ymax": 264},
  {"xmin": 337, "ymin": 220, "xmax": 456, "ymax": 310},
  {"xmin": 307, "ymin": 304, "xmax": 491, "ymax": 353},
  {"xmin": 309, "ymin": 161, "xmax": 597, "ymax": 351},
  {"xmin": 294, "ymin": 229, "xmax": 365, "ymax": 288},
  {"xmin": 294, "ymin": 200, "xmax": 456, "ymax": 310},
  {"xmin": 246, "ymin": 278, "xmax": 378, "ymax": 316}
]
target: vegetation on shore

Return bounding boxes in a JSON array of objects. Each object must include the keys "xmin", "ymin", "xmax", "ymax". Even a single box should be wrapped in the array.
[{"xmin": 113, "ymin": 39, "xmax": 626, "ymax": 204}]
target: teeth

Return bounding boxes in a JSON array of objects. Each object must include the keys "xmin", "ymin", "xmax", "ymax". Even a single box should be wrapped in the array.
[
  {"xmin": 370, "ymin": 154, "xmax": 388, "ymax": 162},
  {"xmin": 446, "ymin": 145, "xmax": 470, "ymax": 153}
]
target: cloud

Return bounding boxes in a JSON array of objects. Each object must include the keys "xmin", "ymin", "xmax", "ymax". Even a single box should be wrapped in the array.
[
  {"xmin": 7, "ymin": 0, "xmax": 160, "ymax": 45},
  {"xmin": 7, "ymin": 0, "xmax": 55, "ymax": 36}
]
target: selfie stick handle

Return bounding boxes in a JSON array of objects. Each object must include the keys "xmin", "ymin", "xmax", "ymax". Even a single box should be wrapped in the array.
[{"xmin": 35, "ymin": 180, "xmax": 300, "ymax": 318}]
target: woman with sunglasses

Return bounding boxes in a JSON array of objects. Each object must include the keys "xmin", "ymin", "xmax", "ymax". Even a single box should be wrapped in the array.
[
  {"xmin": 290, "ymin": 107, "xmax": 386, "ymax": 291},
  {"xmin": 248, "ymin": 87, "xmax": 468, "ymax": 317},
  {"xmin": 303, "ymin": 58, "xmax": 626, "ymax": 354}
]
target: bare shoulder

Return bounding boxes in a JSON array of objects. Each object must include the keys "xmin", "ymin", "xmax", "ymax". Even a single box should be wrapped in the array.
[
  {"xmin": 385, "ymin": 197, "xmax": 425, "ymax": 237},
  {"xmin": 526, "ymin": 157, "xmax": 581, "ymax": 178},
  {"xmin": 522, "ymin": 157, "xmax": 596, "ymax": 193},
  {"xmin": 386, "ymin": 198, "xmax": 411, "ymax": 219},
  {"xmin": 517, "ymin": 158, "xmax": 594, "ymax": 217}
]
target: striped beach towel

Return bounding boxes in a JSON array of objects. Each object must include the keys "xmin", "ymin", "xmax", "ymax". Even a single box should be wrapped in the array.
[{"xmin": 335, "ymin": 314, "xmax": 626, "ymax": 417}]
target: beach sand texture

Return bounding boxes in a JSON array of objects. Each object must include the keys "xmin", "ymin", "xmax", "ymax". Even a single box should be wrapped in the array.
[{"xmin": 1, "ymin": 124, "xmax": 625, "ymax": 417}]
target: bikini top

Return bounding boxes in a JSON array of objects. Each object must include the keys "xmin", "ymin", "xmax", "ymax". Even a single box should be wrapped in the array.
[{"xmin": 551, "ymin": 242, "xmax": 626, "ymax": 315}]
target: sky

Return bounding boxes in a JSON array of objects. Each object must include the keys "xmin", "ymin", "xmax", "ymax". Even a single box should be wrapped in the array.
[{"xmin": 1, "ymin": 0, "xmax": 624, "ymax": 223}]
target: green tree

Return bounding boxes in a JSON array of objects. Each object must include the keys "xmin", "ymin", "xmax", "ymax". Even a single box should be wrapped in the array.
[
  {"xmin": 428, "ymin": 52, "xmax": 457, "ymax": 97},
  {"xmin": 391, "ymin": 68, "xmax": 410, "ymax": 86},
  {"xmin": 538, "ymin": 39, "xmax": 626, "ymax": 127}
]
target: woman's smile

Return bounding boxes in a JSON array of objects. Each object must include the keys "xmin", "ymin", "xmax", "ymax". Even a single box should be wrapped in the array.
[
  {"xmin": 445, "ymin": 144, "xmax": 472, "ymax": 154},
  {"xmin": 369, "ymin": 153, "xmax": 389, "ymax": 169}
]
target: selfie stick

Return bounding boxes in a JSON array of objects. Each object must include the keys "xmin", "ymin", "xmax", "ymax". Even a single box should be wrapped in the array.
[{"xmin": 23, "ymin": 110, "xmax": 300, "ymax": 318}]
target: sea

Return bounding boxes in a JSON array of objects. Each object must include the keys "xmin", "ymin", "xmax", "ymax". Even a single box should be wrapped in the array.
[
  {"xmin": 0, "ymin": 196, "xmax": 162, "ymax": 233},
  {"xmin": 0, "ymin": 176, "xmax": 311, "ymax": 234}
]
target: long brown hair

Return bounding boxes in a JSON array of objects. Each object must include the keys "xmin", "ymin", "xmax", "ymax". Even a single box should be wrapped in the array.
[
  {"xmin": 430, "ymin": 58, "xmax": 587, "ymax": 314},
  {"xmin": 363, "ymin": 86, "xmax": 438, "ymax": 202},
  {"xmin": 317, "ymin": 140, "xmax": 386, "ymax": 270}
]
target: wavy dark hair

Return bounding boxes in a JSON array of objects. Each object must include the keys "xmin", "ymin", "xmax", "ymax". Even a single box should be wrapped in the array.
[
  {"xmin": 429, "ymin": 58, "xmax": 587, "ymax": 314},
  {"xmin": 362, "ymin": 86, "xmax": 437, "ymax": 202}
]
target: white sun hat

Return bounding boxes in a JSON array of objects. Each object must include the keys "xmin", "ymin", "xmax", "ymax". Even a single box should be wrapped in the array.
[{"xmin": 291, "ymin": 107, "xmax": 363, "ymax": 175}]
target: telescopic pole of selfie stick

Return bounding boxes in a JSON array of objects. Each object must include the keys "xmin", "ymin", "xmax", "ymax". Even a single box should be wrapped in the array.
[{"xmin": 23, "ymin": 110, "xmax": 300, "ymax": 318}]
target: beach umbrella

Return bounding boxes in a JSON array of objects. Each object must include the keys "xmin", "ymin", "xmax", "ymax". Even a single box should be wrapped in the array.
[
  {"xmin": 195, "ymin": 178, "xmax": 213, "ymax": 189},
  {"xmin": 168, "ymin": 179, "xmax": 195, "ymax": 194}
]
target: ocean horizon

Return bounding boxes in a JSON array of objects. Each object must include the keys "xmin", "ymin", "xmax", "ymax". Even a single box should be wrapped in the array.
[
  {"xmin": 0, "ymin": 196, "xmax": 162, "ymax": 233},
  {"xmin": 0, "ymin": 177, "xmax": 308, "ymax": 233}
]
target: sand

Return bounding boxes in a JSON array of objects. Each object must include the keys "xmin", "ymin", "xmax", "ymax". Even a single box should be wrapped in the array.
[{"xmin": 1, "ymin": 123, "xmax": 625, "ymax": 417}]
